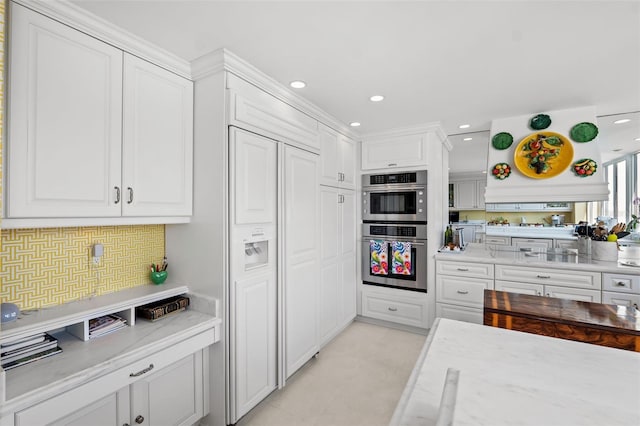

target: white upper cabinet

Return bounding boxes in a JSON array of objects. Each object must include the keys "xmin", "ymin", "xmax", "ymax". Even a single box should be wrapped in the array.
[
  {"xmin": 7, "ymin": 3, "xmax": 123, "ymax": 218},
  {"xmin": 319, "ymin": 124, "xmax": 356, "ymax": 189},
  {"xmin": 5, "ymin": 4, "xmax": 193, "ymax": 226},
  {"xmin": 122, "ymin": 54, "xmax": 193, "ymax": 217},
  {"xmin": 361, "ymin": 133, "xmax": 427, "ymax": 170}
]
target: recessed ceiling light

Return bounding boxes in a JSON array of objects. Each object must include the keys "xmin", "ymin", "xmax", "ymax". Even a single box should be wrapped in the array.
[
  {"xmin": 350, "ymin": 122, "xmax": 361, "ymax": 127},
  {"xmin": 290, "ymin": 80, "xmax": 306, "ymax": 89},
  {"xmin": 612, "ymin": 148, "xmax": 623, "ymax": 152},
  {"xmin": 463, "ymin": 137, "xmax": 473, "ymax": 141},
  {"xmin": 614, "ymin": 118, "xmax": 631, "ymax": 124},
  {"xmin": 370, "ymin": 95, "xmax": 384, "ymax": 102},
  {"xmin": 635, "ymin": 137, "xmax": 640, "ymax": 141},
  {"xmin": 458, "ymin": 124, "xmax": 471, "ymax": 129}
]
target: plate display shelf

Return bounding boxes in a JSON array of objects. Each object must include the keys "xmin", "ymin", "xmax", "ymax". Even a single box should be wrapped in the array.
[{"xmin": 0, "ymin": 283, "xmax": 221, "ymax": 420}]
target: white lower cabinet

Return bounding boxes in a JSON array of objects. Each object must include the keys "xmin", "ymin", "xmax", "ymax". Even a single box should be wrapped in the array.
[
  {"xmin": 15, "ymin": 351, "xmax": 206, "ymax": 426},
  {"xmin": 435, "ymin": 260, "xmax": 494, "ymax": 325},
  {"xmin": 602, "ymin": 273, "xmax": 640, "ymax": 310},
  {"xmin": 361, "ymin": 286, "xmax": 429, "ymax": 328},
  {"xmin": 484, "ymin": 236, "xmax": 511, "ymax": 249},
  {"xmin": 494, "ymin": 264, "xmax": 602, "ymax": 303}
]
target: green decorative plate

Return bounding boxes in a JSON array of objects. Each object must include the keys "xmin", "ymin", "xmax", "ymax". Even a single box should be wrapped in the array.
[
  {"xmin": 492, "ymin": 132, "xmax": 513, "ymax": 150},
  {"xmin": 530, "ymin": 114, "xmax": 551, "ymax": 130},
  {"xmin": 570, "ymin": 122, "xmax": 598, "ymax": 142}
]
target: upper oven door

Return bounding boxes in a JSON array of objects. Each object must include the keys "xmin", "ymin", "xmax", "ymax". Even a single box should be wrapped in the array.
[{"xmin": 362, "ymin": 186, "xmax": 426, "ymax": 223}]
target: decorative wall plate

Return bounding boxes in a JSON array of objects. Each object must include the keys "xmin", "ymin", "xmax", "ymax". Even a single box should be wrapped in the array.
[
  {"xmin": 514, "ymin": 131, "xmax": 574, "ymax": 179},
  {"xmin": 570, "ymin": 122, "xmax": 598, "ymax": 142},
  {"xmin": 491, "ymin": 163, "xmax": 511, "ymax": 179},
  {"xmin": 572, "ymin": 158, "xmax": 597, "ymax": 177},
  {"xmin": 491, "ymin": 132, "xmax": 513, "ymax": 150},
  {"xmin": 530, "ymin": 114, "xmax": 551, "ymax": 130}
]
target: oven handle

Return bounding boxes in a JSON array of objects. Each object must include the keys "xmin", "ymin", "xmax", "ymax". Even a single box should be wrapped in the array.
[
  {"xmin": 362, "ymin": 185, "xmax": 426, "ymax": 192},
  {"xmin": 363, "ymin": 239, "xmax": 425, "ymax": 246}
]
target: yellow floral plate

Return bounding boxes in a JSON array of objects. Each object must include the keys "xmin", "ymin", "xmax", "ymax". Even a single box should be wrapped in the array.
[{"xmin": 514, "ymin": 131, "xmax": 573, "ymax": 179}]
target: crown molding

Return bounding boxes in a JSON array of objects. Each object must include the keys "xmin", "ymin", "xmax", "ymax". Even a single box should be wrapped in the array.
[
  {"xmin": 191, "ymin": 48, "xmax": 358, "ymax": 139},
  {"xmin": 12, "ymin": 0, "xmax": 191, "ymax": 78}
]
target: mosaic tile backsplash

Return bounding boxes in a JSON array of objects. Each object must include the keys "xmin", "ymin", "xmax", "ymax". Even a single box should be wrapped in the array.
[{"xmin": 1, "ymin": 225, "xmax": 165, "ymax": 310}]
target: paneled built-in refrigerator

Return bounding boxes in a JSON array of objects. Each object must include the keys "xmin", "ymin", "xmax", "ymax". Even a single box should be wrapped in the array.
[{"xmin": 228, "ymin": 127, "xmax": 319, "ymax": 422}]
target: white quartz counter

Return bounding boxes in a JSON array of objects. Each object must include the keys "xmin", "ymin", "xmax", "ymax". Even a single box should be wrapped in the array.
[
  {"xmin": 391, "ymin": 318, "xmax": 640, "ymax": 426},
  {"xmin": 436, "ymin": 243, "xmax": 640, "ymax": 274}
]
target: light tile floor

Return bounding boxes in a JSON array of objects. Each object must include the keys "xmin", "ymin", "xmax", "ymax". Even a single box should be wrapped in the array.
[{"xmin": 236, "ymin": 320, "xmax": 427, "ymax": 426}]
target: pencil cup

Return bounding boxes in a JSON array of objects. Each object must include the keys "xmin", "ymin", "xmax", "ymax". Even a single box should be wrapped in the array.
[{"xmin": 150, "ymin": 271, "xmax": 168, "ymax": 285}]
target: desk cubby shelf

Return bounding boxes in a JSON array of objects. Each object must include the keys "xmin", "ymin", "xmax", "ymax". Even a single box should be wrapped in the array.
[{"xmin": 0, "ymin": 283, "xmax": 189, "ymax": 345}]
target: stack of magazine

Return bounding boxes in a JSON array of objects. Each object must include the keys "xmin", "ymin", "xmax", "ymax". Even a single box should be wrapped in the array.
[
  {"xmin": 88, "ymin": 314, "xmax": 128, "ymax": 339},
  {"xmin": 1, "ymin": 333, "xmax": 62, "ymax": 370}
]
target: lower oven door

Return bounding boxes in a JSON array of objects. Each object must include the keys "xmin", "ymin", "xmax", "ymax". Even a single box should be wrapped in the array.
[{"xmin": 361, "ymin": 237, "xmax": 427, "ymax": 292}]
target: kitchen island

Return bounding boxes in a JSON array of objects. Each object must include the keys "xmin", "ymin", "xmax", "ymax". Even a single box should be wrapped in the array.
[{"xmin": 390, "ymin": 318, "xmax": 640, "ymax": 426}]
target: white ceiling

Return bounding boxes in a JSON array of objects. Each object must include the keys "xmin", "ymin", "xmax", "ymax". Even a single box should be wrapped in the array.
[{"xmin": 69, "ymin": 0, "xmax": 640, "ymax": 171}]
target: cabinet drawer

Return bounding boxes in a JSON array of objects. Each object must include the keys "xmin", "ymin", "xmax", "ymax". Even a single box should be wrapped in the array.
[
  {"xmin": 436, "ymin": 275, "xmax": 493, "ymax": 308},
  {"xmin": 495, "ymin": 280, "xmax": 543, "ymax": 296},
  {"xmin": 484, "ymin": 236, "xmax": 510, "ymax": 245},
  {"xmin": 435, "ymin": 303, "xmax": 483, "ymax": 324},
  {"xmin": 361, "ymin": 289, "xmax": 428, "ymax": 328},
  {"xmin": 544, "ymin": 286, "xmax": 601, "ymax": 303},
  {"xmin": 602, "ymin": 292, "xmax": 640, "ymax": 309},
  {"xmin": 495, "ymin": 264, "xmax": 601, "ymax": 290},
  {"xmin": 603, "ymin": 273, "xmax": 640, "ymax": 294},
  {"xmin": 227, "ymin": 74, "xmax": 319, "ymax": 151},
  {"xmin": 436, "ymin": 260, "xmax": 494, "ymax": 279}
]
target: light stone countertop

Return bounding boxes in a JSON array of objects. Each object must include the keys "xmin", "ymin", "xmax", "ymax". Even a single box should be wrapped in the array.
[
  {"xmin": 390, "ymin": 318, "xmax": 640, "ymax": 426},
  {"xmin": 436, "ymin": 243, "xmax": 640, "ymax": 274}
]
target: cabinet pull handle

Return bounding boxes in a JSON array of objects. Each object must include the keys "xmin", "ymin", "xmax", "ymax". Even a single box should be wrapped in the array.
[
  {"xmin": 536, "ymin": 275, "xmax": 551, "ymax": 279},
  {"xmin": 545, "ymin": 293, "xmax": 550, "ymax": 297},
  {"xmin": 633, "ymin": 303, "xmax": 638, "ymax": 309},
  {"xmin": 456, "ymin": 268, "xmax": 469, "ymax": 271},
  {"xmin": 114, "ymin": 187, "xmax": 121, "ymax": 204},
  {"xmin": 615, "ymin": 281, "xmax": 626, "ymax": 287},
  {"xmin": 135, "ymin": 415, "xmax": 145, "ymax": 424},
  {"xmin": 388, "ymin": 163, "xmax": 397, "ymax": 167},
  {"xmin": 536, "ymin": 292, "xmax": 542, "ymax": 296},
  {"xmin": 457, "ymin": 290, "xmax": 469, "ymax": 295},
  {"xmin": 388, "ymin": 307, "xmax": 398, "ymax": 312},
  {"xmin": 123, "ymin": 424, "xmax": 130, "ymax": 426},
  {"xmin": 130, "ymin": 363, "xmax": 154, "ymax": 377},
  {"xmin": 337, "ymin": 172, "xmax": 342, "ymax": 182},
  {"xmin": 127, "ymin": 187, "xmax": 134, "ymax": 204}
]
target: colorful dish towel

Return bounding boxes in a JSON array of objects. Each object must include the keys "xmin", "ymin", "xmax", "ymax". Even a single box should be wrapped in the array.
[
  {"xmin": 370, "ymin": 240, "xmax": 388, "ymax": 275},
  {"xmin": 391, "ymin": 241, "xmax": 412, "ymax": 275}
]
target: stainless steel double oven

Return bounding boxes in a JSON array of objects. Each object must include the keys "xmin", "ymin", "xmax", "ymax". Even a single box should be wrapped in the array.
[{"xmin": 361, "ymin": 171, "xmax": 427, "ymax": 292}]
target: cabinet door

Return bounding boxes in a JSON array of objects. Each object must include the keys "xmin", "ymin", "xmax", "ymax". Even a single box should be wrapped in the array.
[
  {"xmin": 230, "ymin": 128, "xmax": 278, "ymax": 225},
  {"xmin": 361, "ymin": 134, "xmax": 427, "ymax": 170},
  {"xmin": 8, "ymin": 3, "xmax": 123, "ymax": 218},
  {"xmin": 130, "ymin": 352, "xmax": 204, "ymax": 426},
  {"xmin": 319, "ymin": 186, "xmax": 340, "ymax": 345},
  {"xmin": 232, "ymin": 273, "xmax": 277, "ymax": 420},
  {"xmin": 555, "ymin": 239, "xmax": 578, "ymax": 249},
  {"xmin": 319, "ymin": 125, "xmax": 340, "ymax": 187},
  {"xmin": 454, "ymin": 181, "xmax": 477, "ymax": 209},
  {"xmin": 122, "ymin": 54, "xmax": 193, "ymax": 216},
  {"xmin": 339, "ymin": 135, "xmax": 357, "ymax": 190},
  {"xmin": 284, "ymin": 146, "xmax": 320, "ymax": 378},
  {"xmin": 475, "ymin": 180, "xmax": 486, "ymax": 210}
]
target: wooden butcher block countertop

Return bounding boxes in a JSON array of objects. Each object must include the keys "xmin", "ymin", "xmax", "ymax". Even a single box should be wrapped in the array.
[{"xmin": 484, "ymin": 290, "xmax": 640, "ymax": 352}]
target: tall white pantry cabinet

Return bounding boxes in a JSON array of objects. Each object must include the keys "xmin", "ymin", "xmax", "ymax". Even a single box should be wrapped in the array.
[{"xmin": 167, "ymin": 52, "xmax": 357, "ymax": 426}]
